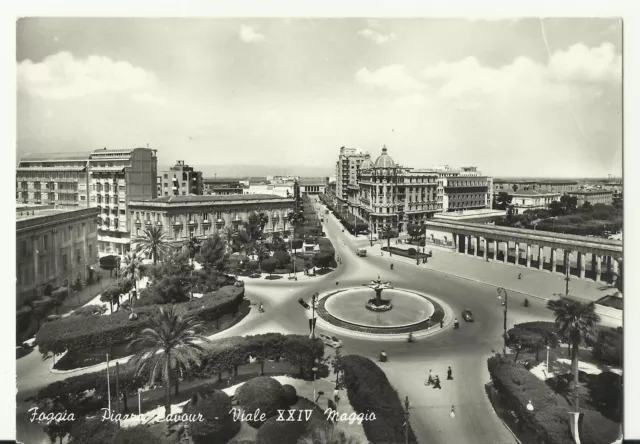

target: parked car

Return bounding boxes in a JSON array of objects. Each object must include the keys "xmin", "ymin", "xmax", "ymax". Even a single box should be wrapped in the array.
[
  {"xmin": 462, "ymin": 309, "xmax": 474, "ymax": 322},
  {"xmin": 356, "ymin": 248, "xmax": 367, "ymax": 257},
  {"xmin": 319, "ymin": 333, "xmax": 343, "ymax": 348}
]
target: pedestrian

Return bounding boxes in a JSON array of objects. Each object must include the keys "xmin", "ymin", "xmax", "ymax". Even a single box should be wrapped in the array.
[
  {"xmin": 258, "ymin": 302, "xmax": 264, "ymax": 313},
  {"xmin": 440, "ymin": 320, "xmax": 444, "ymax": 329},
  {"xmin": 433, "ymin": 376, "xmax": 441, "ymax": 389},
  {"xmin": 336, "ymin": 281, "xmax": 339, "ymax": 286},
  {"xmin": 381, "ymin": 251, "xmax": 384, "ymax": 257},
  {"xmin": 450, "ymin": 405, "xmax": 455, "ymax": 419},
  {"xmin": 447, "ymin": 366, "xmax": 453, "ymax": 380},
  {"xmin": 426, "ymin": 369, "xmax": 433, "ymax": 386},
  {"xmin": 454, "ymin": 318, "xmax": 459, "ymax": 329},
  {"xmin": 518, "ymin": 273, "xmax": 522, "ymax": 280},
  {"xmin": 334, "ymin": 387, "xmax": 340, "ymax": 404}
]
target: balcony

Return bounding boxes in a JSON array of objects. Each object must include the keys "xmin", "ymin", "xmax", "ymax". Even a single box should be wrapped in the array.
[
  {"xmin": 187, "ymin": 220, "xmax": 198, "ymax": 228},
  {"xmin": 215, "ymin": 219, "xmax": 225, "ymax": 227},
  {"xmin": 173, "ymin": 221, "xmax": 183, "ymax": 228},
  {"xmin": 145, "ymin": 220, "xmax": 152, "ymax": 226},
  {"xmin": 202, "ymin": 219, "xmax": 211, "ymax": 226},
  {"xmin": 135, "ymin": 219, "xmax": 142, "ymax": 226}
]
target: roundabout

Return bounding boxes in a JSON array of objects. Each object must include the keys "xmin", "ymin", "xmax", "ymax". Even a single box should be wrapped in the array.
[{"xmin": 316, "ymin": 286, "xmax": 450, "ymax": 337}]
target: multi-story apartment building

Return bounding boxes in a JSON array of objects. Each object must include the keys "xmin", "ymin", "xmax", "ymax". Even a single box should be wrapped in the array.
[
  {"xmin": 128, "ymin": 194, "xmax": 296, "ymax": 248},
  {"xmin": 434, "ymin": 166, "xmax": 493, "ymax": 213},
  {"xmin": 357, "ymin": 147, "xmax": 440, "ymax": 234},
  {"xmin": 335, "ymin": 146, "xmax": 369, "ymax": 213},
  {"xmin": 16, "ymin": 205, "xmax": 100, "ymax": 304},
  {"xmin": 567, "ymin": 190, "xmax": 614, "ymax": 206},
  {"xmin": 157, "ymin": 160, "xmax": 203, "ymax": 197},
  {"xmin": 494, "ymin": 179, "xmax": 577, "ymax": 194},
  {"xmin": 88, "ymin": 147, "xmax": 158, "ymax": 256},
  {"xmin": 203, "ymin": 178, "xmax": 244, "ymax": 195},
  {"xmin": 508, "ymin": 189, "xmax": 561, "ymax": 214},
  {"xmin": 16, "ymin": 152, "xmax": 92, "ymax": 207}
]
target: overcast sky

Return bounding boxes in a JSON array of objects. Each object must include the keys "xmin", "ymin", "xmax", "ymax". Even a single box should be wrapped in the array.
[{"xmin": 16, "ymin": 18, "xmax": 622, "ymax": 177}]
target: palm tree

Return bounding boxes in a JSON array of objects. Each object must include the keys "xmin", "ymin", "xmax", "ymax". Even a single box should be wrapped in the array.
[
  {"xmin": 380, "ymin": 224, "xmax": 396, "ymax": 257},
  {"xmin": 546, "ymin": 298, "xmax": 601, "ymax": 412},
  {"xmin": 254, "ymin": 242, "xmax": 271, "ymax": 268},
  {"xmin": 220, "ymin": 226, "xmax": 236, "ymax": 252},
  {"xmin": 286, "ymin": 210, "xmax": 305, "ymax": 240},
  {"xmin": 182, "ymin": 237, "xmax": 201, "ymax": 300},
  {"xmin": 120, "ymin": 252, "xmax": 144, "ymax": 318},
  {"xmin": 133, "ymin": 226, "xmax": 172, "ymax": 265},
  {"xmin": 128, "ymin": 306, "xmax": 210, "ymax": 417}
]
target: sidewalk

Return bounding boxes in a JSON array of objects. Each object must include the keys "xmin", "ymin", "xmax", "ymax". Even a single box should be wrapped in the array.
[{"xmin": 371, "ymin": 243, "xmax": 614, "ymax": 303}]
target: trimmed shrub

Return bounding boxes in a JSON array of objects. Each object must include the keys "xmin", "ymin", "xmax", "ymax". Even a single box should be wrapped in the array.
[
  {"xmin": 592, "ymin": 326, "xmax": 622, "ymax": 366},
  {"xmin": 261, "ymin": 258, "xmax": 278, "ymax": 276},
  {"xmin": 235, "ymin": 376, "xmax": 287, "ymax": 428},
  {"xmin": 37, "ymin": 285, "xmax": 245, "ymax": 354},
  {"xmin": 291, "ymin": 239, "xmax": 303, "ymax": 251},
  {"xmin": 185, "ymin": 390, "xmax": 240, "ymax": 444},
  {"xmin": 340, "ymin": 355, "xmax": 418, "ymax": 444},
  {"xmin": 16, "ymin": 305, "xmax": 33, "ymax": 333},
  {"xmin": 111, "ymin": 424, "xmax": 157, "ymax": 444},
  {"xmin": 51, "ymin": 287, "xmax": 69, "ymax": 304},
  {"xmin": 313, "ymin": 251, "xmax": 334, "ymax": 269},
  {"xmin": 588, "ymin": 371, "xmax": 622, "ymax": 422},
  {"xmin": 72, "ymin": 305, "xmax": 108, "ymax": 317},
  {"xmin": 282, "ymin": 384, "xmax": 298, "ymax": 406},
  {"xmin": 273, "ymin": 250, "xmax": 291, "ymax": 267},
  {"xmin": 407, "ymin": 248, "xmax": 417, "ymax": 256},
  {"xmin": 68, "ymin": 417, "xmax": 118, "ymax": 444},
  {"xmin": 256, "ymin": 415, "xmax": 308, "ymax": 444}
]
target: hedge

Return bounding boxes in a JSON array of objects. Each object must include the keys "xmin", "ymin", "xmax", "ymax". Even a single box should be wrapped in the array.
[
  {"xmin": 37, "ymin": 285, "xmax": 245, "ymax": 354},
  {"xmin": 591, "ymin": 326, "xmax": 622, "ymax": 366},
  {"xmin": 111, "ymin": 425, "xmax": 158, "ymax": 444},
  {"xmin": 184, "ymin": 390, "xmax": 240, "ymax": 443},
  {"xmin": 236, "ymin": 376, "xmax": 287, "ymax": 428},
  {"xmin": 52, "ymin": 287, "xmax": 69, "ymax": 304},
  {"xmin": 256, "ymin": 397, "xmax": 329, "ymax": 444},
  {"xmin": 340, "ymin": 355, "xmax": 418, "ymax": 444},
  {"xmin": 68, "ymin": 417, "xmax": 119, "ymax": 444},
  {"xmin": 487, "ymin": 355, "xmax": 619, "ymax": 444},
  {"xmin": 37, "ymin": 334, "xmax": 325, "ymax": 416}
]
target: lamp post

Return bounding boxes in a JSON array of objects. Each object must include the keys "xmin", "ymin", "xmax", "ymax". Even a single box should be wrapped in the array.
[
  {"xmin": 497, "ymin": 287, "xmax": 508, "ymax": 355},
  {"xmin": 565, "ymin": 252, "xmax": 572, "ymax": 295},
  {"xmin": 404, "ymin": 396, "xmax": 410, "ymax": 444},
  {"xmin": 312, "ymin": 360, "xmax": 319, "ymax": 403},
  {"xmin": 526, "ymin": 400, "xmax": 534, "ymax": 411},
  {"xmin": 298, "ymin": 292, "xmax": 318, "ymax": 339},
  {"xmin": 138, "ymin": 388, "xmax": 142, "ymax": 423},
  {"xmin": 546, "ymin": 345, "xmax": 550, "ymax": 373}
]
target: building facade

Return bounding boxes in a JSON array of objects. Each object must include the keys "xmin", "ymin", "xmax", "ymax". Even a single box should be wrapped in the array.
[
  {"xmin": 203, "ymin": 178, "xmax": 245, "ymax": 195},
  {"xmin": 157, "ymin": 160, "xmax": 203, "ymax": 197},
  {"xmin": 16, "ymin": 205, "xmax": 100, "ymax": 304},
  {"xmin": 507, "ymin": 190, "xmax": 561, "ymax": 213},
  {"xmin": 299, "ymin": 177, "xmax": 327, "ymax": 195},
  {"xmin": 357, "ymin": 147, "xmax": 440, "ymax": 234},
  {"xmin": 16, "ymin": 152, "xmax": 92, "ymax": 207},
  {"xmin": 435, "ymin": 166, "xmax": 493, "ymax": 213},
  {"xmin": 128, "ymin": 194, "xmax": 296, "ymax": 248},
  {"xmin": 494, "ymin": 179, "xmax": 577, "ymax": 194},
  {"xmin": 88, "ymin": 147, "xmax": 158, "ymax": 256},
  {"xmin": 567, "ymin": 190, "xmax": 614, "ymax": 206},
  {"xmin": 335, "ymin": 147, "xmax": 369, "ymax": 213}
]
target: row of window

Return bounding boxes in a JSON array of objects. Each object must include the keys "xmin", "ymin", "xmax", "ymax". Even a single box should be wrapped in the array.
[
  {"xmin": 94, "ymin": 183, "xmax": 119, "ymax": 193},
  {"xmin": 18, "ymin": 224, "xmax": 89, "ymax": 259},
  {"xmin": 17, "ymin": 181, "xmax": 79, "ymax": 191},
  {"xmin": 17, "ymin": 171, "xmax": 85, "ymax": 179},
  {"xmin": 448, "ymin": 180, "xmax": 487, "ymax": 187}
]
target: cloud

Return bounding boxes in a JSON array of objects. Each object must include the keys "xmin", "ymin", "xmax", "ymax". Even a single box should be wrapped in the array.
[
  {"xmin": 132, "ymin": 93, "xmax": 168, "ymax": 106},
  {"xmin": 239, "ymin": 25, "xmax": 265, "ymax": 43},
  {"xmin": 355, "ymin": 65, "xmax": 423, "ymax": 93},
  {"xmin": 548, "ymin": 42, "xmax": 621, "ymax": 84},
  {"xmin": 357, "ymin": 28, "xmax": 397, "ymax": 44},
  {"xmin": 17, "ymin": 52, "xmax": 164, "ymax": 103}
]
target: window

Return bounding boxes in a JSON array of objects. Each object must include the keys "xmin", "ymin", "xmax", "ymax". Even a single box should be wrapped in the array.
[
  {"xmin": 76, "ymin": 248, "xmax": 82, "ymax": 264},
  {"xmin": 81, "ymin": 195, "xmax": 86, "ymax": 201},
  {"xmin": 43, "ymin": 234, "xmax": 49, "ymax": 252},
  {"xmin": 45, "ymin": 261, "xmax": 50, "ymax": 277},
  {"xmin": 89, "ymin": 244, "xmax": 93, "ymax": 259},
  {"xmin": 120, "ymin": 209, "xmax": 126, "ymax": 215},
  {"xmin": 76, "ymin": 225, "xmax": 82, "ymax": 237},
  {"xmin": 164, "ymin": 174, "xmax": 168, "ymax": 179}
]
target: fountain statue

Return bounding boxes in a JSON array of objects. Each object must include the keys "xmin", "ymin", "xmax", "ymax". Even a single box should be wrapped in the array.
[{"xmin": 362, "ymin": 275, "xmax": 394, "ymax": 312}]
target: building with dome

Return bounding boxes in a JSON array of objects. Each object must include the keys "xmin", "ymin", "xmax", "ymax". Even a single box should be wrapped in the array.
[
  {"xmin": 331, "ymin": 145, "xmax": 496, "ymax": 236},
  {"xmin": 357, "ymin": 146, "xmax": 439, "ymax": 234}
]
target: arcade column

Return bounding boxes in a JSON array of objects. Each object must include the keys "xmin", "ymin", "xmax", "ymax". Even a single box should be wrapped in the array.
[
  {"xmin": 514, "ymin": 243, "xmax": 520, "ymax": 265},
  {"xmin": 550, "ymin": 249, "xmax": 557, "ymax": 273},
  {"xmin": 483, "ymin": 238, "xmax": 488, "ymax": 259},
  {"xmin": 579, "ymin": 252, "xmax": 586, "ymax": 279},
  {"xmin": 538, "ymin": 246, "xmax": 544, "ymax": 270},
  {"xmin": 464, "ymin": 235, "xmax": 469, "ymax": 255},
  {"xmin": 502, "ymin": 242, "xmax": 508, "ymax": 263},
  {"xmin": 453, "ymin": 234, "xmax": 458, "ymax": 252},
  {"xmin": 595, "ymin": 255, "xmax": 602, "ymax": 282},
  {"xmin": 525, "ymin": 244, "xmax": 531, "ymax": 268},
  {"xmin": 492, "ymin": 240, "xmax": 498, "ymax": 260}
]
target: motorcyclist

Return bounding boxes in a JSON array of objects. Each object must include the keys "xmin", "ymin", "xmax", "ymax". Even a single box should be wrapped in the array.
[
  {"xmin": 453, "ymin": 318, "xmax": 459, "ymax": 329},
  {"xmin": 390, "ymin": 263, "xmax": 394, "ymax": 270}
]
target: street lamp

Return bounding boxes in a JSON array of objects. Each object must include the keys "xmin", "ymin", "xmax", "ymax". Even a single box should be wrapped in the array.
[
  {"xmin": 546, "ymin": 345, "xmax": 550, "ymax": 373},
  {"xmin": 298, "ymin": 292, "xmax": 319, "ymax": 339},
  {"xmin": 526, "ymin": 400, "xmax": 534, "ymax": 412},
  {"xmin": 315, "ymin": 391, "xmax": 324, "ymax": 404},
  {"xmin": 312, "ymin": 359, "xmax": 319, "ymax": 402},
  {"xmin": 497, "ymin": 287, "xmax": 508, "ymax": 355}
]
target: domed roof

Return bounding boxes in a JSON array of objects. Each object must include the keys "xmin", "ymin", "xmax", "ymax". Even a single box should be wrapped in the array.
[
  {"xmin": 374, "ymin": 145, "xmax": 395, "ymax": 168},
  {"xmin": 360, "ymin": 154, "xmax": 373, "ymax": 169}
]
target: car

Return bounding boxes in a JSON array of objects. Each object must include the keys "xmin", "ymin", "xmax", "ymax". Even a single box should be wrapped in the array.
[
  {"xmin": 319, "ymin": 333, "xmax": 343, "ymax": 348},
  {"xmin": 462, "ymin": 309, "xmax": 474, "ymax": 322}
]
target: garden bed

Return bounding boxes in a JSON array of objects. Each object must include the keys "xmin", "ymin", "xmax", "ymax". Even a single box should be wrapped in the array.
[{"xmin": 381, "ymin": 246, "xmax": 430, "ymax": 260}]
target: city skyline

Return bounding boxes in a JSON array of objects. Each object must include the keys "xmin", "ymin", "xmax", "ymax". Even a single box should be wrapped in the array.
[{"xmin": 17, "ymin": 18, "xmax": 622, "ymax": 178}]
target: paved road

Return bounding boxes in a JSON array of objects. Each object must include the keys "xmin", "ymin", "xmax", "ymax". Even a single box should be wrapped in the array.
[{"xmin": 17, "ymin": 195, "xmax": 558, "ymax": 444}]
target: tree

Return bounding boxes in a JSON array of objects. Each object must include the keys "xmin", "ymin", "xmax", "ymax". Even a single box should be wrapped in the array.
[
  {"xmin": 506, "ymin": 205, "xmax": 516, "ymax": 222},
  {"xmin": 232, "ymin": 227, "xmax": 252, "ymax": 254},
  {"xmin": 379, "ymin": 224, "xmax": 398, "ymax": 256},
  {"xmin": 613, "ymin": 258, "xmax": 623, "ymax": 294},
  {"xmin": 43, "ymin": 400, "xmax": 73, "ymax": 444},
  {"xmin": 99, "ymin": 279, "xmax": 133, "ymax": 313},
  {"xmin": 559, "ymin": 194, "xmax": 578, "ymax": 214},
  {"xmin": 494, "ymin": 191, "xmax": 512, "ymax": 210},
  {"xmin": 261, "ymin": 258, "xmax": 278, "ymax": 277},
  {"xmin": 218, "ymin": 225, "xmax": 235, "ymax": 252},
  {"xmin": 182, "ymin": 237, "xmax": 202, "ymax": 300},
  {"xmin": 546, "ymin": 298, "xmax": 601, "ymax": 411},
  {"xmin": 299, "ymin": 427, "xmax": 359, "ymax": 444},
  {"xmin": 195, "ymin": 233, "xmax": 229, "ymax": 273},
  {"xmin": 407, "ymin": 224, "xmax": 425, "ymax": 241},
  {"xmin": 291, "ymin": 239, "xmax": 303, "ymax": 254},
  {"xmin": 120, "ymin": 252, "xmax": 144, "ymax": 317},
  {"xmin": 254, "ymin": 242, "xmax": 271, "ymax": 268},
  {"xmin": 286, "ymin": 211, "xmax": 305, "ymax": 240},
  {"xmin": 133, "ymin": 227, "xmax": 172, "ymax": 265},
  {"xmin": 128, "ymin": 306, "xmax": 211, "ymax": 417},
  {"xmin": 313, "ymin": 251, "xmax": 334, "ymax": 269},
  {"xmin": 31, "ymin": 297, "xmax": 55, "ymax": 329}
]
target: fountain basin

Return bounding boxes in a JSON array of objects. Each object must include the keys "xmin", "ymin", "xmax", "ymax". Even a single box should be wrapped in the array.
[{"xmin": 322, "ymin": 288, "xmax": 435, "ymax": 329}]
